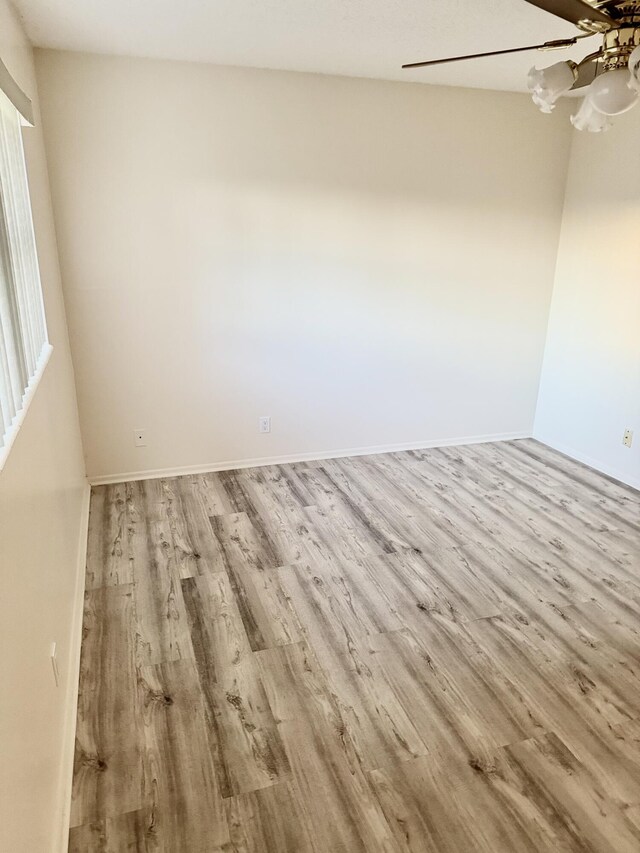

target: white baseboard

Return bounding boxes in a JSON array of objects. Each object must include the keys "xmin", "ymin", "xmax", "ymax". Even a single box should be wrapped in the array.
[
  {"xmin": 88, "ymin": 431, "xmax": 531, "ymax": 485},
  {"xmin": 534, "ymin": 436, "xmax": 640, "ymax": 491},
  {"xmin": 54, "ymin": 480, "xmax": 91, "ymax": 853}
]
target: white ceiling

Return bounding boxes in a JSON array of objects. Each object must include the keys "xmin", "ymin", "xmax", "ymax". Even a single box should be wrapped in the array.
[{"xmin": 14, "ymin": 0, "xmax": 595, "ymax": 92}]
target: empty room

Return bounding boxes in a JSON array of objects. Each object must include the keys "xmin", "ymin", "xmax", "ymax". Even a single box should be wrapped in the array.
[{"xmin": 1, "ymin": 0, "xmax": 639, "ymax": 850}]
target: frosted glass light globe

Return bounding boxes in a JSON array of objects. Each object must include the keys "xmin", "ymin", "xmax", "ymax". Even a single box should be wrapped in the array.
[
  {"xmin": 570, "ymin": 97, "xmax": 612, "ymax": 132},
  {"xmin": 527, "ymin": 61, "xmax": 577, "ymax": 113},
  {"xmin": 588, "ymin": 68, "xmax": 638, "ymax": 116}
]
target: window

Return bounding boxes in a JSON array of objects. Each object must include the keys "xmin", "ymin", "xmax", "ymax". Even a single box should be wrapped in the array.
[{"xmin": 0, "ymin": 86, "xmax": 50, "ymax": 470}]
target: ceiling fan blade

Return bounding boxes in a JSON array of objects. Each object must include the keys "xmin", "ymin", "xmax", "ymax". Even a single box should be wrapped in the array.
[
  {"xmin": 522, "ymin": 0, "xmax": 614, "ymax": 27},
  {"xmin": 402, "ymin": 38, "xmax": 579, "ymax": 69}
]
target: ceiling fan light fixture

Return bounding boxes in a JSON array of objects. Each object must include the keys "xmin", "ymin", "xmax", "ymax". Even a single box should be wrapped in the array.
[
  {"xmin": 570, "ymin": 96, "xmax": 612, "ymax": 132},
  {"xmin": 527, "ymin": 60, "xmax": 577, "ymax": 112},
  {"xmin": 402, "ymin": 0, "xmax": 640, "ymax": 133},
  {"xmin": 586, "ymin": 67, "xmax": 638, "ymax": 115}
]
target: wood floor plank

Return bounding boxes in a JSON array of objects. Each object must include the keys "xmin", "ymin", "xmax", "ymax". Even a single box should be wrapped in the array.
[
  {"xmin": 494, "ymin": 732, "xmax": 640, "ymax": 853},
  {"xmin": 209, "ymin": 512, "xmax": 303, "ymax": 650},
  {"xmin": 563, "ymin": 597, "xmax": 640, "ymax": 664},
  {"xmin": 481, "ymin": 536, "xmax": 636, "ymax": 615},
  {"xmin": 189, "ymin": 470, "xmax": 237, "ymax": 517},
  {"xmin": 298, "ymin": 503, "xmax": 392, "ymax": 565},
  {"xmin": 138, "ymin": 659, "xmax": 230, "ymax": 851},
  {"xmin": 255, "ymin": 642, "xmax": 401, "ymax": 852},
  {"xmin": 468, "ymin": 441, "xmax": 640, "ymax": 534},
  {"xmin": 509, "ymin": 529, "xmax": 640, "ymax": 599},
  {"xmin": 510, "ymin": 439, "xmax": 639, "ymax": 502},
  {"xmin": 126, "ymin": 480, "xmax": 194, "ymax": 666},
  {"xmin": 277, "ymin": 717, "xmax": 401, "ymax": 853},
  {"xmin": 504, "ymin": 601, "xmax": 640, "ymax": 725},
  {"xmin": 216, "ymin": 469, "xmax": 287, "ymax": 566},
  {"xmin": 68, "ymin": 809, "xmax": 158, "ymax": 853},
  {"xmin": 70, "ymin": 438, "xmax": 640, "ymax": 852},
  {"xmin": 181, "ymin": 573, "xmax": 292, "ymax": 797},
  {"xmin": 253, "ymin": 464, "xmax": 316, "ymax": 515},
  {"xmin": 466, "ymin": 614, "xmax": 640, "ymax": 806},
  {"xmin": 277, "ymin": 560, "xmax": 400, "ymax": 673},
  {"xmin": 371, "ymin": 626, "xmax": 544, "ymax": 766},
  {"xmin": 327, "ymin": 652, "xmax": 431, "ymax": 771},
  {"xmin": 303, "ymin": 466, "xmax": 404, "ymax": 555},
  {"xmin": 225, "ymin": 783, "xmax": 315, "ymax": 853},
  {"xmin": 161, "ymin": 476, "xmax": 227, "ymax": 577},
  {"xmin": 372, "ymin": 547, "xmax": 502, "ymax": 623},
  {"xmin": 364, "ymin": 453, "xmax": 507, "ymax": 554},
  {"xmin": 368, "ymin": 751, "xmax": 566, "ymax": 853},
  {"xmin": 371, "ymin": 729, "xmax": 640, "ymax": 853},
  {"xmin": 231, "ymin": 467, "xmax": 312, "ymax": 565},
  {"xmin": 84, "ymin": 483, "xmax": 130, "ymax": 589},
  {"xmin": 260, "ymin": 638, "xmax": 428, "ymax": 773},
  {"xmin": 71, "ymin": 585, "xmax": 147, "ymax": 827}
]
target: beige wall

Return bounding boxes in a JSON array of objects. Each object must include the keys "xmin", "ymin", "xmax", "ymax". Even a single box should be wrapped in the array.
[
  {"xmin": 35, "ymin": 50, "xmax": 573, "ymax": 481},
  {"xmin": 535, "ymin": 110, "xmax": 640, "ymax": 489},
  {"xmin": 0, "ymin": 6, "xmax": 87, "ymax": 853}
]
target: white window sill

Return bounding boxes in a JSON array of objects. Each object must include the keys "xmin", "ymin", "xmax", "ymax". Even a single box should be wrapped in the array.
[{"xmin": 0, "ymin": 342, "xmax": 53, "ymax": 473}]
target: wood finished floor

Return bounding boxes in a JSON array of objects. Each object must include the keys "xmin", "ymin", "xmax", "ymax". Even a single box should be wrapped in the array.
[{"xmin": 69, "ymin": 439, "xmax": 640, "ymax": 853}]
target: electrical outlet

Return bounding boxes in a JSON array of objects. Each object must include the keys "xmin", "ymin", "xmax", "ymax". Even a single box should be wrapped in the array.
[
  {"xmin": 259, "ymin": 416, "xmax": 271, "ymax": 434},
  {"xmin": 623, "ymin": 428, "xmax": 634, "ymax": 448},
  {"xmin": 50, "ymin": 642, "xmax": 60, "ymax": 687},
  {"xmin": 134, "ymin": 429, "xmax": 147, "ymax": 447}
]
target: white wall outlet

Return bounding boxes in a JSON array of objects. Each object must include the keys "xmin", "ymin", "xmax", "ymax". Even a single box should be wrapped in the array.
[
  {"xmin": 134, "ymin": 429, "xmax": 147, "ymax": 447},
  {"xmin": 623, "ymin": 428, "xmax": 634, "ymax": 448},
  {"xmin": 259, "ymin": 416, "xmax": 271, "ymax": 434},
  {"xmin": 50, "ymin": 642, "xmax": 60, "ymax": 687}
]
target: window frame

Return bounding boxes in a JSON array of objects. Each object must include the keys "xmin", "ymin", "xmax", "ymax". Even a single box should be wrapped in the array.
[{"xmin": 0, "ymin": 86, "xmax": 51, "ymax": 472}]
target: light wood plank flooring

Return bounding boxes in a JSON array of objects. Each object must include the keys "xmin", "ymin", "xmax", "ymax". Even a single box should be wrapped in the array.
[{"xmin": 69, "ymin": 439, "xmax": 640, "ymax": 852}]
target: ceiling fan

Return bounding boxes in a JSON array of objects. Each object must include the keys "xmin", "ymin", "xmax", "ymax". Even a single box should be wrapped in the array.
[{"xmin": 403, "ymin": 0, "xmax": 640, "ymax": 131}]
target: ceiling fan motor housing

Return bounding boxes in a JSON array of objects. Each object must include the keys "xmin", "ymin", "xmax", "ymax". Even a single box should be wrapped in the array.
[{"xmin": 598, "ymin": 6, "xmax": 640, "ymax": 72}]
